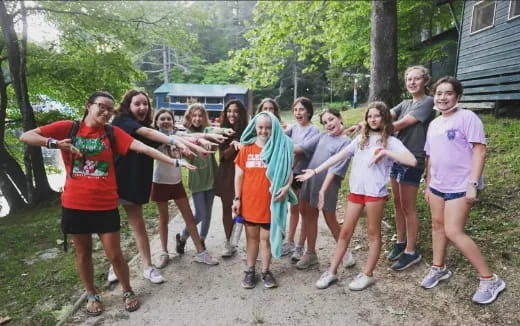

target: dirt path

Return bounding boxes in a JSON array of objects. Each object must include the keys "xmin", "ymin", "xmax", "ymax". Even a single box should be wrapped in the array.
[{"xmin": 64, "ymin": 199, "xmax": 513, "ymax": 326}]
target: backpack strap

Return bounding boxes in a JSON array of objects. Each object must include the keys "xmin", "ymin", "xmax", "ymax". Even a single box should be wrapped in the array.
[
  {"xmin": 68, "ymin": 120, "xmax": 81, "ymax": 179},
  {"xmin": 104, "ymin": 124, "xmax": 118, "ymax": 166}
]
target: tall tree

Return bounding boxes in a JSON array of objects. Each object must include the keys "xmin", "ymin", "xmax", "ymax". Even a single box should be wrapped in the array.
[{"xmin": 369, "ymin": 0, "xmax": 399, "ymax": 106}]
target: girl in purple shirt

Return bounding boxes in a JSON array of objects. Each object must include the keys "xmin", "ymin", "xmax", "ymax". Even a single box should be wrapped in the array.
[{"xmin": 421, "ymin": 76, "xmax": 505, "ymax": 305}]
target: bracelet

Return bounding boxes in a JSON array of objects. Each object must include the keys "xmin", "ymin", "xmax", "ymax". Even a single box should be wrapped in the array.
[
  {"xmin": 233, "ymin": 197, "xmax": 240, "ymax": 201},
  {"xmin": 175, "ymin": 159, "xmax": 180, "ymax": 167},
  {"xmin": 168, "ymin": 137, "xmax": 174, "ymax": 145},
  {"xmin": 313, "ymin": 169, "xmax": 317, "ymax": 175}
]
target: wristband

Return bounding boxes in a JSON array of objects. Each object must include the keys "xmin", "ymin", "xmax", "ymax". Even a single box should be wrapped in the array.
[
  {"xmin": 168, "ymin": 137, "xmax": 174, "ymax": 145},
  {"xmin": 175, "ymin": 159, "xmax": 180, "ymax": 167},
  {"xmin": 233, "ymin": 197, "xmax": 240, "ymax": 201},
  {"xmin": 46, "ymin": 138, "xmax": 58, "ymax": 149}
]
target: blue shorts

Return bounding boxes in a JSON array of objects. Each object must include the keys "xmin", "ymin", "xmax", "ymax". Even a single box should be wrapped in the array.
[
  {"xmin": 429, "ymin": 187, "xmax": 466, "ymax": 201},
  {"xmin": 390, "ymin": 162, "xmax": 424, "ymax": 186}
]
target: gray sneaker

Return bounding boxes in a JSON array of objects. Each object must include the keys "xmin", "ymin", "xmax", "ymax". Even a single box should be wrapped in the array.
[
  {"xmin": 281, "ymin": 242, "xmax": 295, "ymax": 256},
  {"xmin": 291, "ymin": 246, "xmax": 304, "ymax": 262},
  {"xmin": 387, "ymin": 242, "xmax": 406, "ymax": 261},
  {"xmin": 261, "ymin": 270, "xmax": 278, "ymax": 289},
  {"xmin": 421, "ymin": 266, "xmax": 452, "ymax": 289},
  {"xmin": 472, "ymin": 274, "xmax": 506, "ymax": 305},
  {"xmin": 241, "ymin": 269, "xmax": 256, "ymax": 289},
  {"xmin": 295, "ymin": 251, "xmax": 318, "ymax": 270},
  {"xmin": 194, "ymin": 250, "xmax": 219, "ymax": 265}
]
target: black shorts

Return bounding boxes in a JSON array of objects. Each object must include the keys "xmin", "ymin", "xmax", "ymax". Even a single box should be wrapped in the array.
[
  {"xmin": 61, "ymin": 207, "xmax": 120, "ymax": 234},
  {"xmin": 291, "ymin": 173, "xmax": 303, "ymax": 190},
  {"xmin": 244, "ymin": 219, "xmax": 271, "ymax": 230}
]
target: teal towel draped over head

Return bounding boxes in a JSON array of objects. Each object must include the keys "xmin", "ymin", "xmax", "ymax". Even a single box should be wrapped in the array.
[{"xmin": 240, "ymin": 112, "xmax": 298, "ymax": 258}]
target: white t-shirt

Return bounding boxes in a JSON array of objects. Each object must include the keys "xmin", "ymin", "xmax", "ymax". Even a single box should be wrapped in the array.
[
  {"xmin": 345, "ymin": 134, "xmax": 410, "ymax": 197},
  {"xmin": 152, "ymin": 131, "xmax": 182, "ymax": 185}
]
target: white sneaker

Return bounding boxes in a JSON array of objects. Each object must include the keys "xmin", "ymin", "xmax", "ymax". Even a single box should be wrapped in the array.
[
  {"xmin": 343, "ymin": 249, "xmax": 356, "ymax": 268},
  {"xmin": 107, "ymin": 265, "xmax": 118, "ymax": 283},
  {"xmin": 291, "ymin": 246, "xmax": 304, "ymax": 262},
  {"xmin": 348, "ymin": 272, "xmax": 375, "ymax": 291},
  {"xmin": 281, "ymin": 242, "xmax": 295, "ymax": 256},
  {"xmin": 295, "ymin": 251, "xmax": 318, "ymax": 270},
  {"xmin": 221, "ymin": 240, "xmax": 237, "ymax": 257},
  {"xmin": 143, "ymin": 266, "xmax": 165, "ymax": 284},
  {"xmin": 195, "ymin": 250, "xmax": 219, "ymax": 265},
  {"xmin": 316, "ymin": 271, "xmax": 338, "ymax": 289}
]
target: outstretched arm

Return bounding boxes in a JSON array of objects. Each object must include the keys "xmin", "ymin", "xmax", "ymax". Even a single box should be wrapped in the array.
[
  {"xmin": 296, "ymin": 147, "xmax": 350, "ymax": 182},
  {"xmin": 129, "ymin": 139, "xmax": 196, "ymax": 170}
]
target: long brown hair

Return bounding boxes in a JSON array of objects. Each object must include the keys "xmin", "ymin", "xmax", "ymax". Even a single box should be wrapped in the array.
[
  {"xmin": 257, "ymin": 98, "xmax": 281, "ymax": 121},
  {"xmin": 116, "ymin": 89, "xmax": 153, "ymax": 126},
  {"xmin": 183, "ymin": 103, "xmax": 210, "ymax": 132},
  {"xmin": 359, "ymin": 101, "xmax": 394, "ymax": 150}
]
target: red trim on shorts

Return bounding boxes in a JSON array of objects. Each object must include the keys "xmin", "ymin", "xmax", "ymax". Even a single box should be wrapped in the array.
[{"xmin": 347, "ymin": 193, "xmax": 387, "ymax": 204}]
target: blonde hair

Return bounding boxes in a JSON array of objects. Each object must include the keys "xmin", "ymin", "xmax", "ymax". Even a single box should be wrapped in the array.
[
  {"xmin": 404, "ymin": 65, "xmax": 431, "ymax": 94},
  {"xmin": 183, "ymin": 103, "xmax": 210, "ymax": 131},
  {"xmin": 359, "ymin": 101, "xmax": 394, "ymax": 150}
]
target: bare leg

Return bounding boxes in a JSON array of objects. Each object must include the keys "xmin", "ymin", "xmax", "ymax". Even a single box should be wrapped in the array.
[
  {"xmin": 156, "ymin": 201, "xmax": 170, "ymax": 253},
  {"xmin": 245, "ymin": 224, "xmax": 260, "ymax": 267},
  {"xmin": 301, "ymin": 200, "xmax": 319, "ymax": 252},
  {"xmin": 174, "ymin": 197, "xmax": 204, "ymax": 252},
  {"xmin": 444, "ymin": 198, "xmax": 492, "ymax": 277},
  {"xmin": 99, "ymin": 232, "xmax": 132, "ymax": 293},
  {"xmin": 123, "ymin": 204, "xmax": 152, "ymax": 267},
  {"xmin": 364, "ymin": 200, "xmax": 385, "ymax": 276},
  {"xmin": 259, "ymin": 227, "xmax": 272, "ymax": 272},
  {"xmin": 72, "ymin": 234, "xmax": 96, "ymax": 295},
  {"xmin": 328, "ymin": 202, "xmax": 364, "ymax": 274},
  {"xmin": 398, "ymin": 183, "xmax": 420, "ymax": 252},
  {"xmin": 428, "ymin": 192, "xmax": 448, "ymax": 266},
  {"xmin": 322, "ymin": 210, "xmax": 341, "ymax": 241}
]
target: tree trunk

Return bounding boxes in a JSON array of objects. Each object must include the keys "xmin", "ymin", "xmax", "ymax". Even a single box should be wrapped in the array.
[
  {"xmin": 369, "ymin": 0, "xmax": 400, "ymax": 107},
  {"xmin": 0, "ymin": 1, "xmax": 55, "ymax": 205}
]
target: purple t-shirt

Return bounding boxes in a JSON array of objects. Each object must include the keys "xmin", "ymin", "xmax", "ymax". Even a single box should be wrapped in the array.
[
  {"xmin": 344, "ymin": 134, "xmax": 409, "ymax": 197},
  {"xmin": 286, "ymin": 124, "xmax": 320, "ymax": 174},
  {"xmin": 424, "ymin": 108, "xmax": 486, "ymax": 193}
]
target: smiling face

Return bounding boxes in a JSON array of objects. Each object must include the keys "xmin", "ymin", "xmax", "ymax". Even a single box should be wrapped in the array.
[
  {"xmin": 129, "ymin": 94, "xmax": 150, "ymax": 122},
  {"xmin": 321, "ymin": 112, "xmax": 343, "ymax": 136},
  {"xmin": 434, "ymin": 82, "xmax": 459, "ymax": 114},
  {"xmin": 255, "ymin": 114, "xmax": 272, "ymax": 145},
  {"xmin": 293, "ymin": 102, "xmax": 310, "ymax": 125},
  {"xmin": 227, "ymin": 104, "xmax": 239, "ymax": 125},
  {"xmin": 85, "ymin": 96, "xmax": 114, "ymax": 127},
  {"xmin": 405, "ymin": 68, "xmax": 426, "ymax": 97},
  {"xmin": 366, "ymin": 108, "xmax": 383, "ymax": 131},
  {"xmin": 191, "ymin": 109, "xmax": 204, "ymax": 128},
  {"xmin": 157, "ymin": 111, "xmax": 174, "ymax": 131}
]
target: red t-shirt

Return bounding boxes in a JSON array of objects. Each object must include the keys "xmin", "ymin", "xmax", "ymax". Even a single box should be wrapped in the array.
[
  {"xmin": 234, "ymin": 144, "xmax": 271, "ymax": 223},
  {"xmin": 40, "ymin": 121, "xmax": 133, "ymax": 210}
]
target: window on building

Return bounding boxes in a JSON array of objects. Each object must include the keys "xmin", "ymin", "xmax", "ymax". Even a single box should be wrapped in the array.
[
  {"xmin": 206, "ymin": 97, "xmax": 223, "ymax": 104},
  {"xmin": 177, "ymin": 96, "xmax": 187, "ymax": 104},
  {"xmin": 163, "ymin": 96, "xmax": 170, "ymax": 103},
  {"xmin": 470, "ymin": 1, "xmax": 496, "ymax": 34},
  {"xmin": 510, "ymin": 0, "xmax": 520, "ymax": 20}
]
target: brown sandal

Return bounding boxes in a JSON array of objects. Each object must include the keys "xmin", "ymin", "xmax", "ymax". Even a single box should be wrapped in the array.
[
  {"xmin": 86, "ymin": 294, "xmax": 103, "ymax": 316},
  {"xmin": 123, "ymin": 290, "xmax": 140, "ymax": 312}
]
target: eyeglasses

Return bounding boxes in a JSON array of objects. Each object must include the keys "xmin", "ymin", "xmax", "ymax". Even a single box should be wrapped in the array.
[{"xmin": 93, "ymin": 102, "xmax": 115, "ymax": 114}]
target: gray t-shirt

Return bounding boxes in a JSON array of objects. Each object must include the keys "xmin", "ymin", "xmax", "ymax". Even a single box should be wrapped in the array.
[
  {"xmin": 391, "ymin": 96, "xmax": 435, "ymax": 163},
  {"xmin": 286, "ymin": 123, "xmax": 320, "ymax": 174}
]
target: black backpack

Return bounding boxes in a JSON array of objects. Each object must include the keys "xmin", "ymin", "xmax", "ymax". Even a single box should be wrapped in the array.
[{"xmin": 63, "ymin": 120, "xmax": 116, "ymax": 251}]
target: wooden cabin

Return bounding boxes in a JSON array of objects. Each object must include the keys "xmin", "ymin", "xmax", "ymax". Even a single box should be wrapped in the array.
[
  {"xmin": 153, "ymin": 83, "xmax": 252, "ymax": 120},
  {"xmin": 455, "ymin": 0, "xmax": 520, "ymax": 111}
]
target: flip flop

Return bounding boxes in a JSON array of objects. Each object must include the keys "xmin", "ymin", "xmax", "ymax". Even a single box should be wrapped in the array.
[
  {"xmin": 86, "ymin": 294, "xmax": 102, "ymax": 316},
  {"xmin": 123, "ymin": 290, "xmax": 140, "ymax": 312}
]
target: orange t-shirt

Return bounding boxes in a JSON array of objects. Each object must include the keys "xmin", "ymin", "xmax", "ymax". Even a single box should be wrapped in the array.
[{"xmin": 234, "ymin": 143, "xmax": 271, "ymax": 223}]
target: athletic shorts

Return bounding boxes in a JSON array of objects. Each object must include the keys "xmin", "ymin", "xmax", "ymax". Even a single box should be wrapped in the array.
[
  {"xmin": 347, "ymin": 193, "xmax": 387, "ymax": 204},
  {"xmin": 244, "ymin": 218, "xmax": 271, "ymax": 230},
  {"xmin": 150, "ymin": 182, "xmax": 187, "ymax": 202},
  {"xmin": 61, "ymin": 207, "xmax": 120, "ymax": 234},
  {"xmin": 429, "ymin": 187, "xmax": 466, "ymax": 201},
  {"xmin": 291, "ymin": 174, "xmax": 303, "ymax": 190},
  {"xmin": 390, "ymin": 162, "xmax": 424, "ymax": 187}
]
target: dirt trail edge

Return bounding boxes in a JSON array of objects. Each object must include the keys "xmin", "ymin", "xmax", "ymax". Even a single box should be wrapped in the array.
[{"xmin": 64, "ymin": 199, "xmax": 512, "ymax": 326}]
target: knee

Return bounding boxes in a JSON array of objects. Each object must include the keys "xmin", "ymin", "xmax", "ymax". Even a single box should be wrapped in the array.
[
  {"xmin": 75, "ymin": 248, "xmax": 92, "ymax": 263},
  {"xmin": 106, "ymin": 249, "xmax": 125, "ymax": 265},
  {"xmin": 432, "ymin": 219, "xmax": 444, "ymax": 232},
  {"xmin": 367, "ymin": 229, "xmax": 381, "ymax": 244},
  {"xmin": 444, "ymin": 227, "xmax": 462, "ymax": 242}
]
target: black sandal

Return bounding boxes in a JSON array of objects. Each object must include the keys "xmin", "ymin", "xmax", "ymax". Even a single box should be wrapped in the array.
[{"xmin": 123, "ymin": 290, "xmax": 140, "ymax": 312}]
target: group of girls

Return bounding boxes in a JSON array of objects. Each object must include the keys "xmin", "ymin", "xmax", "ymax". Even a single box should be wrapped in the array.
[{"xmin": 19, "ymin": 65, "xmax": 506, "ymax": 316}]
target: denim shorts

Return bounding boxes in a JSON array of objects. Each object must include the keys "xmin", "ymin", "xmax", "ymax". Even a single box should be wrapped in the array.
[
  {"xmin": 390, "ymin": 162, "xmax": 424, "ymax": 186},
  {"xmin": 429, "ymin": 187, "xmax": 466, "ymax": 201}
]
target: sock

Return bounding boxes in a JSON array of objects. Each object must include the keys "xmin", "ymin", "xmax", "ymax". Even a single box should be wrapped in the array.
[
  {"xmin": 404, "ymin": 250, "xmax": 415, "ymax": 255},
  {"xmin": 480, "ymin": 274, "xmax": 494, "ymax": 280},
  {"xmin": 432, "ymin": 264, "xmax": 444, "ymax": 269},
  {"xmin": 396, "ymin": 240, "xmax": 406, "ymax": 244}
]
